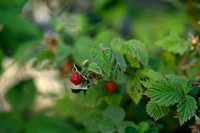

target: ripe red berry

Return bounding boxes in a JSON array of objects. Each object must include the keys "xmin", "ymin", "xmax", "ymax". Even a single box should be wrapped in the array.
[
  {"xmin": 195, "ymin": 124, "xmax": 200, "ymax": 128},
  {"xmin": 70, "ymin": 72, "xmax": 83, "ymax": 85},
  {"xmin": 104, "ymin": 81, "xmax": 117, "ymax": 93},
  {"xmin": 63, "ymin": 63, "xmax": 73, "ymax": 72}
]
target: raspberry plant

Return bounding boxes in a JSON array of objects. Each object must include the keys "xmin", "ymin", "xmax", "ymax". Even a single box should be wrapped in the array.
[{"xmin": 1, "ymin": 0, "xmax": 200, "ymax": 133}]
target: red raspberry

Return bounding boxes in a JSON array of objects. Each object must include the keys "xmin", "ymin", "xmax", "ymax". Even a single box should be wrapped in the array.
[
  {"xmin": 195, "ymin": 124, "xmax": 200, "ymax": 128},
  {"xmin": 63, "ymin": 63, "xmax": 73, "ymax": 72},
  {"xmin": 104, "ymin": 81, "xmax": 117, "ymax": 93},
  {"xmin": 70, "ymin": 72, "xmax": 83, "ymax": 85}
]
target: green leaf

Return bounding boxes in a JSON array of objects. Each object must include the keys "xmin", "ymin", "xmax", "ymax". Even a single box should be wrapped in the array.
[
  {"xmin": 73, "ymin": 36, "xmax": 95, "ymax": 66},
  {"xmin": 121, "ymin": 40, "xmax": 148, "ymax": 67},
  {"xmin": 110, "ymin": 37, "xmax": 125, "ymax": 51},
  {"xmin": 26, "ymin": 115, "xmax": 77, "ymax": 133},
  {"xmin": 0, "ymin": 0, "xmax": 27, "ymax": 13},
  {"xmin": 102, "ymin": 47, "xmax": 127, "ymax": 77},
  {"xmin": 95, "ymin": 30, "xmax": 120, "ymax": 44},
  {"xmin": 177, "ymin": 95, "xmax": 197, "ymax": 125},
  {"xmin": 144, "ymin": 75, "xmax": 191, "ymax": 106},
  {"xmin": 118, "ymin": 121, "xmax": 137, "ymax": 133},
  {"xmin": 33, "ymin": 50, "xmax": 55, "ymax": 69},
  {"xmin": 114, "ymin": 51, "xmax": 127, "ymax": 73},
  {"xmin": 126, "ymin": 54, "xmax": 140, "ymax": 68},
  {"xmin": 13, "ymin": 41, "xmax": 40, "ymax": 61},
  {"xmin": 0, "ymin": 113, "xmax": 22, "ymax": 133},
  {"xmin": 6, "ymin": 79, "xmax": 36, "ymax": 112},
  {"xmin": 97, "ymin": 105, "xmax": 136, "ymax": 133},
  {"xmin": 144, "ymin": 79, "xmax": 182, "ymax": 106},
  {"xmin": 145, "ymin": 74, "xmax": 196, "ymax": 125},
  {"xmin": 138, "ymin": 122, "xmax": 149, "ymax": 133},
  {"xmin": 146, "ymin": 101, "xmax": 170, "ymax": 121},
  {"xmin": 82, "ymin": 59, "xmax": 89, "ymax": 66},
  {"xmin": 0, "ymin": 12, "xmax": 41, "ymax": 36},
  {"xmin": 127, "ymin": 78, "xmax": 143, "ymax": 104},
  {"xmin": 103, "ymin": 48, "xmax": 116, "ymax": 66},
  {"xmin": 75, "ymin": 80, "xmax": 105, "ymax": 107},
  {"xmin": 137, "ymin": 69, "xmax": 164, "ymax": 88},
  {"xmin": 125, "ymin": 126, "xmax": 138, "ymax": 133},
  {"xmin": 54, "ymin": 96, "xmax": 100, "ymax": 124},
  {"xmin": 146, "ymin": 128, "xmax": 159, "ymax": 133},
  {"xmin": 165, "ymin": 75, "xmax": 191, "ymax": 94},
  {"xmin": 55, "ymin": 45, "xmax": 72, "ymax": 62},
  {"xmin": 103, "ymin": 105, "xmax": 125, "ymax": 125},
  {"xmin": 90, "ymin": 47, "xmax": 111, "ymax": 76},
  {"xmin": 64, "ymin": 14, "xmax": 88, "ymax": 37},
  {"xmin": 97, "ymin": 104, "xmax": 125, "ymax": 133},
  {"xmin": 88, "ymin": 63, "xmax": 102, "ymax": 75},
  {"xmin": 97, "ymin": 119, "xmax": 116, "ymax": 133},
  {"xmin": 104, "ymin": 93, "xmax": 123, "ymax": 105},
  {"xmin": 156, "ymin": 31, "xmax": 190, "ymax": 55}
]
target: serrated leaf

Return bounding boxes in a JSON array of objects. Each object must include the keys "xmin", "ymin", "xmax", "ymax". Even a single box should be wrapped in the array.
[
  {"xmin": 121, "ymin": 44, "xmax": 140, "ymax": 61},
  {"xmin": 103, "ymin": 48, "xmax": 116, "ymax": 66},
  {"xmin": 90, "ymin": 47, "xmax": 111, "ymax": 76},
  {"xmin": 98, "ymin": 104, "xmax": 125, "ymax": 133},
  {"xmin": 97, "ymin": 105, "xmax": 136, "ymax": 133},
  {"xmin": 126, "ymin": 54, "xmax": 140, "ymax": 68},
  {"xmin": 144, "ymin": 79, "xmax": 183, "ymax": 106},
  {"xmin": 145, "ymin": 75, "xmax": 196, "ymax": 125},
  {"xmin": 165, "ymin": 75, "xmax": 191, "ymax": 94},
  {"xmin": 122, "ymin": 40, "xmax": 148, "ymax": 67},
  {"xmin": 137, "ymin": 69, "xmax": 164, "ymax": 88},
  {"xmin": 103, "ymin": 105, "xmax": 125, "ymax": 125},
  {"xmin": 114, "ymin": 51, "xmax": 127, "ymax": 73},
  {"xmin": 156, "ymin": 31, "xmax": 190, "ymax": 55},
  {"xmin": 177, "ymin": 95, "xmax": 197, "ymax": 125},
  {"xmin": 127, "ymin": 78, "xmax": 143, "ymax": 104},
  {"xmin": 146, "ymin": 101, "xmax": 170, "ymax": 121},
  {"xmin": 102, "ymin": 47, "xmax": 127, "ymax": 78},
  {"xmin": 113, "ymin": 61, "xmax": 120, "ymax": 79},
  {"xmin": 88, "ymin": 63, "xmax": 102, "ymax": 75},
  {"xmin": 97, "ymin": 119, "xmax": 116, "ymax": 133},
  {"xmin": 110, "ymin": 37, "xmax": 125, "ymax": 51}
]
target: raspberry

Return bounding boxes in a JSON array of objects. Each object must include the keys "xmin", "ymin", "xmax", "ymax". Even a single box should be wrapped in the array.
[
  {"xmin": 63, "ymin": 63, "xmax": 73, "ymax": 72},
  {"xmin": 104, "ymin": 81, "xmax": 117, "ymax": 93},
  {"xmin": 195, "ymin": 124, "xmax": 200, "ymax": 128},
  {"xmin": 70, "ymin": 72, "xmax": 83, "ymax": 85}
]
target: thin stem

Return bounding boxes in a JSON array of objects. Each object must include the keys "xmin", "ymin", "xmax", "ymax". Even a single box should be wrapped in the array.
[{"xmin": 186, "ymin": 0, "xmax": 200, "ymax": 35}]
